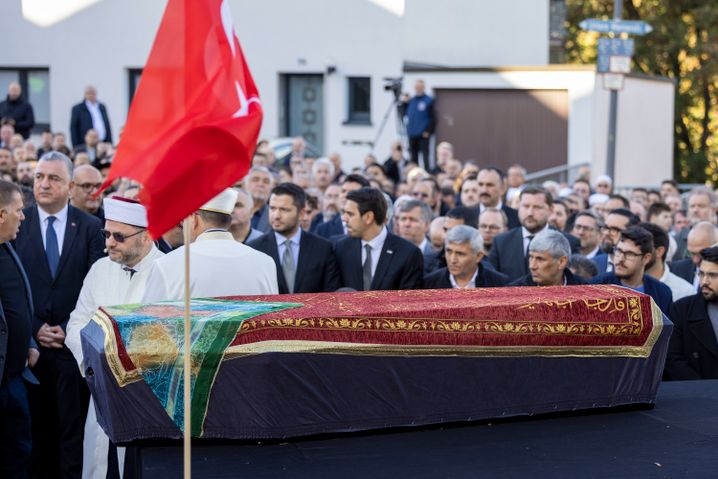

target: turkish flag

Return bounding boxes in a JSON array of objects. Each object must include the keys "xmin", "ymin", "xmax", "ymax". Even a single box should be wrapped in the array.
[{"xmin": 101, "ymin": 0, "xmax": 262, "ymax": 238}]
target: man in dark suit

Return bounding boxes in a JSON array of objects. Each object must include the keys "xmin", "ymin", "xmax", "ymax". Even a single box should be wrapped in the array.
[
  {"xmin": 249, "ymin": 183, "xmax": 340, "ymax": 294},
  {"xmin": 669, "ymin": 221, "xmax": 718, "ymax": 289},
  {"xmin": 592, "ymin": 225, "xmax": 673, "ymax": 316},
  {"xmin": 510, "ymin": 229, "xmax": 586, "ymax": 286},
  {"xmin": 488, "ymin": 186, "xmax": 579, "ymax": 282},
  {"xmin": 424, "ymin": 225, "xmax": 508, "ymax": 289},
  {"xmin": 69, "ymin": 85, "xmax": 112, "ymax": 147},
  {"xmin": 0, "ymin": 180, "xmax": 39, "ymax": 478},
  {"xmin": 424, "ymin": 205, "xmax": 480, "ymax": 274},
  {"xmin": 246, "ymin": 166, "xmax": 274, "ymax": 234},
  {"xmin": 334, "ymin": 187, "xmax": 423, "ymax": 290},
  {"xmin": 316, "ymin": 174, "xmax": 369, "ymax": 239},
  {"xmin": 14, "ymin": 152, "xmax": 104, "ymax": 479},
  {"xmin": 665, "ymin": 246, "xmax": 718, "ymax": 380},
  {"xmin": 476, "ymin": 167, "xmax": 520, "ymax": 229}
]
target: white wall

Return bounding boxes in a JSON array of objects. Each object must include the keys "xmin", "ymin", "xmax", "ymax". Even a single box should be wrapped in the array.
[
  {"xmin": 592, "ymin": 75, "xmax": 674, "ymax": 187},
  {"xmin": 402, "ymin": 0, "xmax": 550, "ymax": 67},
  {"xmin": 0, "ymin": 0, "xmax": 404, "ymax": 169}
]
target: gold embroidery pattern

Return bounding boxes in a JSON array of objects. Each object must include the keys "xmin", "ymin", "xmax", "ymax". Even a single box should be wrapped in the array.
[{"xmin": 92, "ymin": 309, "xmax": 142, "ymax": 387}]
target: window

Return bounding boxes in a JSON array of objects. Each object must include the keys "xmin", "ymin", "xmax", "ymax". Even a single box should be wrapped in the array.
[
  {"xmin": 0, "ymin": 68, "xmax": 50, "ymax": 133},
  {"xmin": 346, "ymin": 77, "xmax": 371, "ymax": 125},
  {"xmin": 128, "ymin": 68, "xmax": 143, "ymax": 107}
]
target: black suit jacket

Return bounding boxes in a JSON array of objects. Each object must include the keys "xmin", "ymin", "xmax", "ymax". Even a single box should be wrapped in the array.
[
  {"xmin": 423, "ymin": 263, "xmax": 508, "ymax": 289},
  {"xmin": 248, "ymin": 230, "xmax": 341, "ymax": 294},
  {"xmin": 334, "ymin": 232, "xmax": 423, "ymax": 290},
  {"xmin": 501, "ymin": 205, "xmax": 520, "ymax": 230},
  {"xmin": 14, "ymin": 204, "xmax": 104, "ymax": 334},
  {"xmin": 0, "ymin": 243, "xmax": 38, "ymax": 384},
  {"xmin": 487, "ymin": 227, "xmax": 580, "ymax": 281},
  {"xmin": 509, "ymin": 269, "xmax": 586, "ymax": 287},
  {"xmin": 316, "ymin": 214, "xmax": 344, "ymax": 239},
  {"xmin": 70, "ymin": 100, "xmax": 112, "ymax": 146},
  {"xmin": 664, "ymin": 293, "xmax": 718, "ymax": 380},
  {"xmin": 669, "ymin": 258, "xmax": 695, "ymax": 285}
]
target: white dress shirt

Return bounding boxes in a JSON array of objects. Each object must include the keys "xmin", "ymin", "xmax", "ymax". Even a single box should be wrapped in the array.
[
  {"xmin": 660, "ymin": 264, "xmax": 697, "ymax": 302},
  {"xmin": 275, "ymin": 228, "xmax": 301, "ymax": 270},
  {"xmin": 38, "ymin": 204, "xmax": 68, "ymax": 252},
  {"xmin": 450, "ymin": 268, "xmax": 478, "ymax": 289},
  {"xmin": 361, "ymin": 226, "xmax": 388, "ymax": 278},
  {"xmin": 85, "ymin": 100, "xmax": 107, "ymax": 141},
  {"xmin": 585, "ymin": 246, "xmax": 600, "ymax": 259}
]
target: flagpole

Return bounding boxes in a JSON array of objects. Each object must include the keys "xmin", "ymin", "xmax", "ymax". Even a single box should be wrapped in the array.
[{"xmin": 183, "ymin": 216, "xmax": 192, "ymax": 478}]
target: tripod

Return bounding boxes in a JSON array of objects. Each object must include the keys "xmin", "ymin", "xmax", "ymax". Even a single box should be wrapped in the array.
[{"xmin": 369, "ymin": 97, "xmax": 408, "ymax": 158}]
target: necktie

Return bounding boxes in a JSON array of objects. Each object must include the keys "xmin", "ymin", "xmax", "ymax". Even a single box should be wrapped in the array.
[
  {"xmin": 123, "ymin": 267, "xmax": 137, "ymax": 279},
  {"xmin": 525, "ymin": 234, "xmax": 535, "ymax": 256},
  {"xmin": 363, "ymin": 243, "xmax": 373, "ymax": 291},
  {"xmin": 45, "ymin": 216, "xmax": 60, "ymax": 278},
  {"xmin": 281, "ymin": 240, "xmax": 296, "ymax": 294}
]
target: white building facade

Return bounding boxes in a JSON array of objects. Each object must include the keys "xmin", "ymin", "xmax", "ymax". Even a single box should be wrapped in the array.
[{"xmin": 0, "ymin": 0, "xmax": 672, "ymax": 185}]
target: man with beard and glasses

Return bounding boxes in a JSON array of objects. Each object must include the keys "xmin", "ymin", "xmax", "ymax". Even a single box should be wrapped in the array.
[
  {"xmin": 65, "ymin": 197, "xmax": 163, "ymax": 479},
  {"xmin": 592, "ymin": 225, "xmax": 672, "ymax": 316},
  {"xmin": 249, "ymin": 183, "xmax": 340, "ymax": 294},
  {"xmin": 665, "ymin": 246, "xmax": 718, "ymax": 380},
  {"xmin": 593, "ymin": 208, "xmax": 640, "ymax": 274}
]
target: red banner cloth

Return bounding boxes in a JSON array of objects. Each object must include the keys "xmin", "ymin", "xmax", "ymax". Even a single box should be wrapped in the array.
[{"xmin": 101, "ymin": 0, "xmax": 262, "ymax": 238}]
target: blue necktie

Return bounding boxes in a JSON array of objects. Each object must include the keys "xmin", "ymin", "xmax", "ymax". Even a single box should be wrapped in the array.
[{"xmin": 46, "ymin": 216, "xmax": 60, "ymax": 278}]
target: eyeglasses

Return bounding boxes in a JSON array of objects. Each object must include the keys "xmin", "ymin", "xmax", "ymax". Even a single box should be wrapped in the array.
[
  {"xmin": 100, "ymin": 228, "xmax": 146, "ymax": 243},
  {"xmin": 573, "ymin": 224, "xmax": 597, "ymax": 232},
  {"xmin": 698, "ymin": 270, "xmax": 718, "ymax": 281},
  {"xmin": 610, "ymin": 247, "xmax": 644, "ymax": 260},
  {"xmin": 601, "ymin": 226, "xmax": 623, "ymax": 235},
  {"xmin": 76, "ymin": 182, "xmax": 102, "ymax": 192}
]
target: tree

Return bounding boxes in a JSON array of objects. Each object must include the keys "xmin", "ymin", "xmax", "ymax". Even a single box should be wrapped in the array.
[{"xmin": 564, "ymin": 0, "xmax": 718, "ymax": 183}]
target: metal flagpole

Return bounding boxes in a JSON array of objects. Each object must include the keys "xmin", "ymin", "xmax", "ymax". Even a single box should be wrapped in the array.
[
  {"xmin": 605, "ymin": 0, "xmax": 623, "ymax": 179},
  {"xmin": 183, "ymin": 216, "xmax": 192, "ymax": 478}
]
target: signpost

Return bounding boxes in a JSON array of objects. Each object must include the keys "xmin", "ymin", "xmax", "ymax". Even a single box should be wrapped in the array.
[
  {"xmin": 580, "ymin": 2, "xmax": 652, "ymax": 182},
  {"xmin": 579, "ymin": 19, "xmax": 653, "ymax": 36}
]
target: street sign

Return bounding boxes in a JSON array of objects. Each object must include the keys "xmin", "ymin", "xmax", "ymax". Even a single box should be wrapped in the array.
[
  {"xmin": 603, "ymin": 73, "xmax": 624, "ymax": 91},
  {"xmin": 609, "ymin": 56, "xmax": 631, "ymax": 74},
  {"xmin": 597, "ymin": 54, "xmax": 610, "ymax": 73},
  {"xmin": 597, "ymin": 37, "xmax": 634, "ymax": 56},
  {"xmin": 580, "ymin": 18, "xmax": 653, "ymax": 35}
]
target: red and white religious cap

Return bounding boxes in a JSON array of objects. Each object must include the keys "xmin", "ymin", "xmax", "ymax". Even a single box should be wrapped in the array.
[
  {"xmin": 199, "ymin": 188, "xmax": 238, "ymax": 215},
  {"xmin": 103, "ymin": 196, "xmax": 148, "ymax": 228}
]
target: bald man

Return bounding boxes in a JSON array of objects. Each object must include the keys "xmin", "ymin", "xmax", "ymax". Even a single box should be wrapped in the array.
[
  {"xmin": 670, "ymin": 221, "xmax": 718, "ymax": 290},
  {"xmin": 70, "ymin": 164, "xmax": 104, "ymax": 220}
]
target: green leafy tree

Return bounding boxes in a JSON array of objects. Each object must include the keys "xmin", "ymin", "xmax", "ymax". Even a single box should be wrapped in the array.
[{"xmin": 564, "ymin": 0, "xmax": 718, "ymax": 183}]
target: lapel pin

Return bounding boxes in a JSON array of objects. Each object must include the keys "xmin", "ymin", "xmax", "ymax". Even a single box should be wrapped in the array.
[
  {"xmin": 71, "ymin": 222, "xmax": 77, "ymax": 227},
  {"xmin": 387, "ymin": 250, "xmax": 394, "ymax": 255}
]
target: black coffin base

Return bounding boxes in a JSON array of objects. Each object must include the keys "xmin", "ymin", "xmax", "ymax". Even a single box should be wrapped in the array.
[{"xmin": 123, "ymin": 380, "xmax": 718, "ymax": 479}]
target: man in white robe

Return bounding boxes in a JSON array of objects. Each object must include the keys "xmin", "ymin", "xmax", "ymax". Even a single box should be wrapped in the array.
[
  {"xmin": 143, "ymin": 188, "xmax": 278, "ymax": 302},
  {"xmin": 66, "ymin": 196, "xmax": 163, "ymax": 479}
]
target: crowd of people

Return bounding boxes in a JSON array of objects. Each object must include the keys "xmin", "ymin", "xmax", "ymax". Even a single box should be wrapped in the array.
[{"xmin": 1, "ymin": 78, "xmax": 718, "ymax": 478}]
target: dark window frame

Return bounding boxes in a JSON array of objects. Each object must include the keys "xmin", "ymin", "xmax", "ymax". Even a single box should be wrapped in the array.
[
  {"xmin": 128, "ymin": 68, "xmax": 143, "ymax": 107},
  {"xmin": 0, "ymin": 67, "xmax": 50, "ymax": 134},
  {"xmin": 345, "ymin": 76, "xmax": 372, "ymax": 125}
]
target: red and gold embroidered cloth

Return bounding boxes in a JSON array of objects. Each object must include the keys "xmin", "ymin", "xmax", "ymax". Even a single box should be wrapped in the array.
[{"xmin": 223, "ymin": 285, "xmax": 663, "ymax": 359}]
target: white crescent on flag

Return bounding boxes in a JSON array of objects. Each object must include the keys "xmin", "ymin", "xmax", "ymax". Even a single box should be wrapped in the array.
[{"xmin": 220, "ymin": 0, "xmax": 260, "ymax": 118}]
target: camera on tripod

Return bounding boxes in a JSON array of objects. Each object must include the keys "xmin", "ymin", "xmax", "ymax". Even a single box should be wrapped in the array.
[{"xmin": 383, "ymin": 77, "xmax": 403, "ymax": 101}]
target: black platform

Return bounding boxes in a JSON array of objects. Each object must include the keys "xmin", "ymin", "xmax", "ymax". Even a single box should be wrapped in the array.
[{"xmin": 125, "ymin": 380, "xmax": 718, "ymax": 479}]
